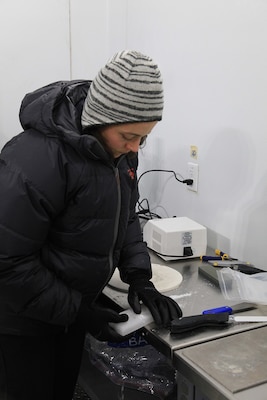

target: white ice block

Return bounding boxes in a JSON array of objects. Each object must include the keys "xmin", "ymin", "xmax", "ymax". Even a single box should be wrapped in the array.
[
  {"xmin": 109, "ymin": 295, "xmax": 180, "ymax": 336},
  {"xmin": 109, "ymin": 306, "xmax": 153, "ymax": 336}
]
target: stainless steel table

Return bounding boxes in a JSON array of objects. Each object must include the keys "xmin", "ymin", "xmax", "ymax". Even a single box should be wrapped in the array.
[
  {"xmin": 104, "ymin": 251, "xmax": 267, "ymax": 357},
  {"xmin": 103, "ymin": 250, "xmax": 267, "ymax": 399},
  {"xmin": 173, "ymin": 326, "xmax": 267, "ymax": 400}
]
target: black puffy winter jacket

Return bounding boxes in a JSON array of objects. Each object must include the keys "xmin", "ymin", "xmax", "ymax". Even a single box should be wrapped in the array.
[{"xmin": 0, "ymin": 80, "xmax": 151, "ymax": 335}]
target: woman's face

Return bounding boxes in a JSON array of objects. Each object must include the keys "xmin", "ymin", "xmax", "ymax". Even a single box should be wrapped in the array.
[{"xmin": 100, "ymin": 121, "xmax": 158, "ymax": 158}]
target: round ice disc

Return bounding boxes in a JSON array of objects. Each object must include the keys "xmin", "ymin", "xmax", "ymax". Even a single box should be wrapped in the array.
[{"xmin": 107, "ymin": 263, "xmax": 183, "ymax": 293}]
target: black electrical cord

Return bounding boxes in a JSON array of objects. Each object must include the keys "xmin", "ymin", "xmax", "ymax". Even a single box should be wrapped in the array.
[
  {"xmin": 146, "ymin": 246, "xmax": 192, "ymax": 258},
  {"xmin": 137, "ymin": 169, "xmax": 193, "ymax": 186},
  {"xmin": 137, "ymin": 198, "xmax": 162, "ymax": 220},
  {"xmin": 137, "ymin": 169, "xmax": 193, "ymax": 220}
]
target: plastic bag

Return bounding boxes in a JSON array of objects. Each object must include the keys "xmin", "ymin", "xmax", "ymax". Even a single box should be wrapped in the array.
[
  {"xmin": 84, "ymin": 332, "xmax": 177, "ymax": 399},
  {"xmin": 218, "ymin": 267, "xmax": 267, "ymax": 304}
]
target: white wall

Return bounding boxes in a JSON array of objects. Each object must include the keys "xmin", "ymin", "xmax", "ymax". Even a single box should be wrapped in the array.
[
  {"xmin": 1, "ymin": 0, "xmax": 267, "ymax": 268},
  {"xmin": 97, "ymin": 0, "xmax": 267, "ymax": 268},
  {"xmin": 138, "ymin": 0, "xmax": 267, "ymax": 268},
  {"xmin": 70, "ymin": 0, "xmax": 127, "ymax": 79},
  {"xmin": 0, "ymin": 0, "xmax": 70, "ymax": 148}
]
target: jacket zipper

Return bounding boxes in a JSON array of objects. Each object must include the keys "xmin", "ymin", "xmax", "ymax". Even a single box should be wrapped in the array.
[
  {"xmin": 108, "ymin": 166, "xmax": 121, "ymax": 275},
  {"xmin": 93, "ymin": 161, "xmax": 123, "ymax": 299}
]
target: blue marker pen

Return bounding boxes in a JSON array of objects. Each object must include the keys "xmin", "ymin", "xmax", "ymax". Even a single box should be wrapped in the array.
[
  {"xmin": 202, "ymin": 303, "xmax": 256, "ymax": 315},
  {"xmin": 202, "ymin": 306, "xmax": 233, "ymax": 315}
]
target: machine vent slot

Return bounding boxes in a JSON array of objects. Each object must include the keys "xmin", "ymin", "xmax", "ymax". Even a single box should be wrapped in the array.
[
  {"xmin": 152, "ymin": 241, "xmax": 161, "ymax": 253},
  {"xmin": 152, "ymin": 230, "xmax": 162, "ymax": 243}
]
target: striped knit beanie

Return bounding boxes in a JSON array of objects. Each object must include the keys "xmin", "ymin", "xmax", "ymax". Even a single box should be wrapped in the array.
[{"xmin": 81, "ymin": 50, "xmax": 164, "ymax": 129}]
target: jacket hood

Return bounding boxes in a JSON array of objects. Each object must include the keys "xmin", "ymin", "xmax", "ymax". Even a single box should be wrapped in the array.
[
  {"xmin": 19, "ymin": 80, "xmax": 109, "ymax": 160},
  {"xmin": 20, "ymin": 80, "xmax": 91, "ymax": 137}
]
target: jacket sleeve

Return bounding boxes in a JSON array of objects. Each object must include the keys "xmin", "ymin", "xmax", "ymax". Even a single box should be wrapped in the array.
[
  {"xmin": 0, "ymin": 143, "xmax": 81, "ymax": 327},
  {"xmin": 118, "ymin": 156, "xmax": 152, "ymax": 283},
  {"xmin": 118, "ymin": 213, "xmax": 152, "ymax": 284}
]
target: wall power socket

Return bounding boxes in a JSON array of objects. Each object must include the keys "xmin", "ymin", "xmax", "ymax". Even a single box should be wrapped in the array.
[{"xmin": 187, "ymin": 162, "xmax": 199, "ymax": 192}]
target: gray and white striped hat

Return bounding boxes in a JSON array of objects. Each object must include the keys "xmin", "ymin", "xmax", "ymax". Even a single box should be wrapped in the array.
[{"xmin": 81, "ymin": 50, "xmax": 164, "ymax": 129}]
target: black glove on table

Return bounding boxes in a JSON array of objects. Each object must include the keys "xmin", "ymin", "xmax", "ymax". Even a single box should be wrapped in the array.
[
  {"xmin": 76, "ymin": 302, "xmax": 128, "ymax": 342},
  {"xmin": 128, "ymin": 278, "xmax": 182, "ymax": 327}
]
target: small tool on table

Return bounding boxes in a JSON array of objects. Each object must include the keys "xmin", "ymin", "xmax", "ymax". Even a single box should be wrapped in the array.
[
  {"xmin": 170, "ymin": 312, "xmax": 267, "ymax": 334},
  {"xmin": 202, "ymin": 302, "xmax": 256, "ymax": 315},
  {"xmin": 200, "ymin": 249, "xmax": 234, "ymax": 262},
  {"xmin": 200, "ymin": 249, "xmax": 263, "ymax": 274},
  {"xmin": 214, "ymin": 249, "xmax": 230, "ymax": 259}
]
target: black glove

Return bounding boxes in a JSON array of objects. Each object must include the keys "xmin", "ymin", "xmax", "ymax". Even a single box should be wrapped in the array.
[
  {"xmin": 76, "ymin": 302, "xmax": 128, "ymax": 342},
  {"xmin": 128, "ymin": 278, "xmax": 182, "ymax": 327}
]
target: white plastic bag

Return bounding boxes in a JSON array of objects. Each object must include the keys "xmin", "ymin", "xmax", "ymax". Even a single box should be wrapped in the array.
[{"xmin": 217, "ymin": 268, "xmax": 267, "ymax": 304}]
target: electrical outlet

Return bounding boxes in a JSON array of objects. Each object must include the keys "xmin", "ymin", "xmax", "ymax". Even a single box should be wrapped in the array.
[{"xmin": 187, "ymin": 162, "xmax": 199, "ymax": 192}]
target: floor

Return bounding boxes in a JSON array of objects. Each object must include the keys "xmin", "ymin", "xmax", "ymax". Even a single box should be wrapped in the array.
[{"xmin": 73, "ymin": 383, "xmax": 92, "ymax": 400}]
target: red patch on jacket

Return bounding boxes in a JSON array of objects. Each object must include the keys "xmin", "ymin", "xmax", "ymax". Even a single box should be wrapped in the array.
[{"xmin": 128, "ymin": 168, "xmax": 135, "ymax": 180}]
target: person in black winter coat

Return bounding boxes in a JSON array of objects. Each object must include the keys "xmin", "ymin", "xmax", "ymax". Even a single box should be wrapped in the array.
[{"xmin": 0, "ymin": 50, "xmax": 182, "ymax": 400}]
